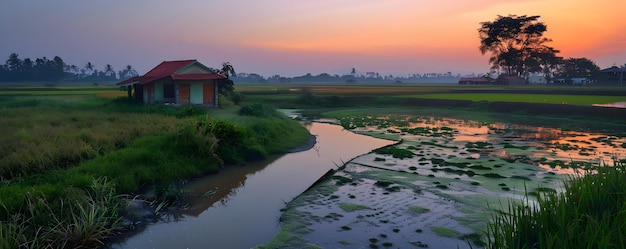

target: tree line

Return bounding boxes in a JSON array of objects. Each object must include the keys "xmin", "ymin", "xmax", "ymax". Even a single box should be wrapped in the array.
[{"xmin": 0, "ymin": 53, "xmax": 138, "ymax": 83}]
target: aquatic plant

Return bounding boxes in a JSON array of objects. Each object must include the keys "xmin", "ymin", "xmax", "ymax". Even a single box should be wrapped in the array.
[
  {"xmin": 373, "ymin": 147, "xmax": 414, "ymax": 159},
  {"xmin": 430, "ymin": 226, "xmax": 460, "ymax": 237},
  {"xmin": 338, "ymin": 203, "xmax": 370, "ymax": 212}
]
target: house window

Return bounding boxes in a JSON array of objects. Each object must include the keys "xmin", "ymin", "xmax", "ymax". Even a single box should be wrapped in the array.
[{"xmin": 163, "ymin": 84, "xmax": 175, "ymax": 103}]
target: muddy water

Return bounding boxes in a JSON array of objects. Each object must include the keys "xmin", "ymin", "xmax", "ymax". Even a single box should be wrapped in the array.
[{"xmin": 108, "ymin": 122, "xmax": 395, "ymax": 249}]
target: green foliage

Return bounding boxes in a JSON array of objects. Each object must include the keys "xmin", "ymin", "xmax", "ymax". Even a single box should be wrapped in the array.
[
  {"xmin": 217, "ymin": 78, "xmax": 235, "ymax": 96},
  {"xmin": 238, "ymin": 103, "xmax": 284, "ymax": 118},
  {"xmin": 486, "ymin": 161, "xmax": 626, "ymax": 248},
  {"xmin": 231, "ymin": 92, "xmax": 243, "ymax": 105},
  {"xmin": 155, "ymin": 183, "xmax": 185, "ymax": 207}
]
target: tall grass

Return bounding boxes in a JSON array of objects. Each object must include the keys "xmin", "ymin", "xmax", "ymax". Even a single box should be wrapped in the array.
[
  {"xmin": 486, "ymin": 161, "xmax": 626, "ymax": 248},
  {"xmin": 0, "ymin": 98, "xmax": 312, "ymax": 248},
  {"xmin": 0, "ymin": 97, "xmax": 188, "ymax": 180},
  {"xmin": 0, "ymin": 177, "xmax": 121, "ymax": 249}
]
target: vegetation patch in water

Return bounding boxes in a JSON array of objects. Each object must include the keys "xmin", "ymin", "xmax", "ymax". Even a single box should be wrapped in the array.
[
  {"xmin": 338, "ymin": 202, "xmax": 370, "ymax": 212},
  {"xmin": 373, "ymin": 147, "xmax": 414, "ymax": 159},
  {"xmin": 332, "ymin": 175, "xmax": 353, "ymax": 185},
  {"xmin": 503, "ymin": 143, "xmax": 531, "ymax": 150},
  {"xmin": 430, "ymin": 226, "xmax": 460, "ymax": 237},
  {"xmin": 482, "ymin": 173, "xmax": 507, "ymax": 178},
  {"xmin": 408, "ymin": 206, "xmax": 430, "ymax": 215},
  {"xmin": 466, "ymin": 141, "xmax": 493, "ymax": 149},
  {"xmin": 511, "ymin": 175, "xmax": 531, "ymax": 181},
  {"xmin": 469, "ymin": 165, "xmax": 492, "ymax": 170},
  {"xmin": 420, "ymin": 141, "xmax": 458, "ymax": 149}
]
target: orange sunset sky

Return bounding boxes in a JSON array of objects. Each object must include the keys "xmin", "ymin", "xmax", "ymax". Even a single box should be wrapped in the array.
[{"xmin": 1, "ymin": 0, "xmax": 624, "ymax": 77}]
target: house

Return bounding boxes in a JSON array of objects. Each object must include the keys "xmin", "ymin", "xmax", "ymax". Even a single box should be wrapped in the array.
[
  {"xmin": 495, "ymin": 75, "xmax": 526, "ymax": 85},
  {"xmin": 571, "ymin": 78, "xmax": 590, "ymax": 85},
  {"xmin": 117, "ymin": 60, "xmax": 226, "ymax": 106},
  {"xmin": 458, "ymin": 77, "xmax": 491, "ymax": 85},
  {"xmin": 600, "ymin": 66, "xmax": 625, "ymax": 85}
]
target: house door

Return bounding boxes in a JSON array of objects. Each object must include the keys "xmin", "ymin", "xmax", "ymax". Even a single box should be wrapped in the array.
[
  {"xmin": 134, "ymin": 84, "xmax": 144, "ymax": 103},
  {"xmin": 147, "ymin": 84, "xmax": 154, "ymax": 104},
  {"xmin": 163, "ymin": 84, "xmax": 175, "ymax": 103},
  {"xmin": 203, "ymin": 83, "xmax": 215, "ymax": 105},
  {"xmin": 179, "ymin": 84, "xmax": 190, "ymax": 104}
]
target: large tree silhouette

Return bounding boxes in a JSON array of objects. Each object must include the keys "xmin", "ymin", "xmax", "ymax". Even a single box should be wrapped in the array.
[{"xmin": 479, "ymin": 15, "xmax": 560, "ymax": 79}]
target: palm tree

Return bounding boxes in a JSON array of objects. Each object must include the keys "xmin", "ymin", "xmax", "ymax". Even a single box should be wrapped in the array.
[
  {"xmin": 124, "ymin": 65, "xmax": 138, "ymax": 78},
  {"xmin": 104, "ymin": 64, "xmax": 115, "ymax": 78},
  {"xmin": 85, "ymin": 62, "xmax": 94, "ymax": 76},
  {"xmin": 220, "ymin": 62, "xmax": 236, "ymax": 78}
]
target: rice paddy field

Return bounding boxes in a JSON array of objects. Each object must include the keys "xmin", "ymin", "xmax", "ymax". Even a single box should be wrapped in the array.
[{"xmin": 2, "ymin": 82, "xmax": 626, "ymax": 248}]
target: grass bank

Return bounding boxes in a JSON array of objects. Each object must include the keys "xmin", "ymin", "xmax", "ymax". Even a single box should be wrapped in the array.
[
  {"xmin": 0, "ymin": 96, "xmax": 310, "ymax": 248},
  {"xmin": 487, "ymin": 161, "xmax": 626, "ymax": 248},
  {"xmin": 236, "ymin": 84, "xmax": 626, "ymax": 123}
]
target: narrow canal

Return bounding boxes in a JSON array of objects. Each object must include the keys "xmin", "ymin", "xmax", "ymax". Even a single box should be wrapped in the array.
[{"xmin": 108, "ymin": 122, "xmax": 395, "ymax": 248}]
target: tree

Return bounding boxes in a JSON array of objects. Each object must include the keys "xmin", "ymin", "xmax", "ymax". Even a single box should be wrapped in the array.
[
  {"xmin": 216, "ymin": 62, "xmax": 236, "ymax": 96},
  {"xmin": 219, "ymin": 62, "xmax": 236, "ymax": 77},
  {"xmin": 85, "ymin": 62, "xmax": 94, "ymax": 76},
  {"xmin": 479, "ymin": 15, "xmax": 560, "ymax": 79},
  {"xmin": 5, "ymin": 53, "xmax": 22, "ymax": 81},
  {"xmin": 52, "ymin": 56, "xmax": 65, "ymax": 80},
  {"xmin": 103, "ymin": 64, "xmax": 115, "ymax": 78},
  {"xmin": 557, "ymin": 57, "xmax": 600, "ymax": 80},
  {"xmin": 118, "ymin": 65, "xmax": 138, "ymax": 80}
]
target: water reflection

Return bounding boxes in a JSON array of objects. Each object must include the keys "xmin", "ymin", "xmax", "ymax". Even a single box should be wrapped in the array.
[
  {"xmin": 593, "ymin": 101, "xmax": 626, "ymax": 108},
  {"xmin": 350, "ymin": 115, "xmax": 626, "ymax": 174},
  {"xmin": 108, "ymin": 122, "xmax": 395, "ymax": 249}
]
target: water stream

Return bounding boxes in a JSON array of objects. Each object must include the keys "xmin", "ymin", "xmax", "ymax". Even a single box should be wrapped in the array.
[{"xmin": 108, "ymin": 122, "xmax": 395, "ymax": 248}]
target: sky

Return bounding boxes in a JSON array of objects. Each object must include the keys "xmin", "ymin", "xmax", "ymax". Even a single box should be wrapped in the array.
[{"xmin": 1, "ymin": 0, "xmax": 625, "ymax": 77}]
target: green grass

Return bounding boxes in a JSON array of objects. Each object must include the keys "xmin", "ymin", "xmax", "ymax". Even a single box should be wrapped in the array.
[
  {"xmin": 0, "ymin": 95, "xmax": 312, "ymax": 247},
  {"xmin": 486, "ymin": 161, "xmax": 626, "ymax": 248}
]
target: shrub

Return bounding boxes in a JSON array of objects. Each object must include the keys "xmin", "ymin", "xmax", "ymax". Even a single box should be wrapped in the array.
[{"xmin": 238, "ymin": 103, "xmax": 283, "ymax": 118}]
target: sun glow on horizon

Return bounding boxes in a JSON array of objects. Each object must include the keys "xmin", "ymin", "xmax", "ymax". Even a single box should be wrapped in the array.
[{"xmin": 0, "ymin": 0, "xmax": 624, "ymax": 76}]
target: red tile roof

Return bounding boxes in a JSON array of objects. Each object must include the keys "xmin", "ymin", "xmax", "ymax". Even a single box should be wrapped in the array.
[
  {"xmin": 171, "ymin": 73, "xmax": 226, "ymax": 80},
  {"xmin": 116, "ymin": 60, "xmax": 224, "ymax": 85},
  {"xmin": 143, "ymin": 60, "xmax": 196, "ymax": 80}
]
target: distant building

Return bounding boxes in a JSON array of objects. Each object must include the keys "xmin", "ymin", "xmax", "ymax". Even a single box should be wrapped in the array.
[
  {"xmin": 495, "ymin": 75, "xmax": 526, "ymax": 85},
  {"xmin": 117, "ymin": 60, "xmax": 225, "ymax": 106},
  {"xmin": 458, "ymin": 77, "xmax": 491, "ymax": 85},
  {"xmin": 571, "ymin": 78, "xmax": 590, "ymax": 85},
  {"xmin": 600, "ymin": 66, "xmax": 625, "ymax": 85}
]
